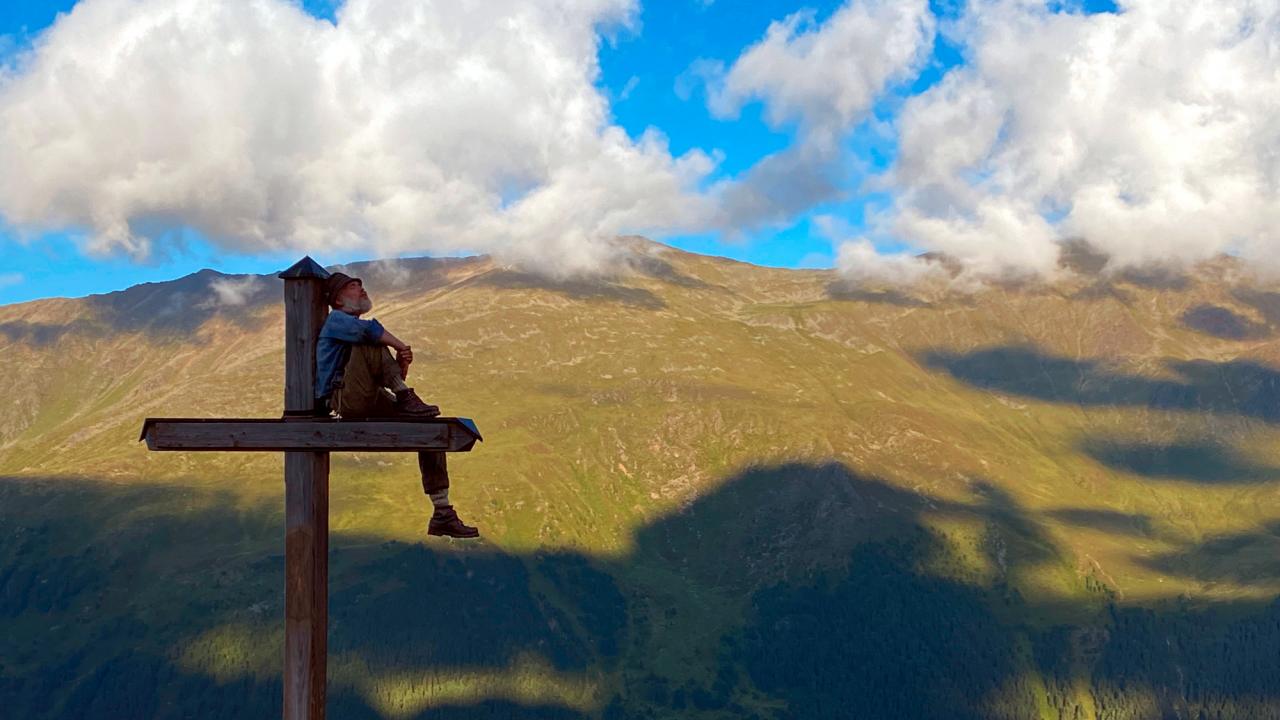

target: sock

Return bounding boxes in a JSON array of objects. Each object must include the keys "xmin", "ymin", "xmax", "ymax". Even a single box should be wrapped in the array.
[{"xmin": 429, "ymin": 489, "xmax": 450, "ymax": 510}]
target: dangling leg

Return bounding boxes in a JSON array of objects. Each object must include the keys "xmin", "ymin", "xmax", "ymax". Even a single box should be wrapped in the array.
[{"xmin": 421, "ymin": 452, "xmax": 478, "ymax": 539}]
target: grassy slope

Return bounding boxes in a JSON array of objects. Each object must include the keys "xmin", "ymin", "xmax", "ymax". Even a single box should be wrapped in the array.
[{"xmin": 2, "ymin": 241, "xmax": 1279, "ymax": 718}]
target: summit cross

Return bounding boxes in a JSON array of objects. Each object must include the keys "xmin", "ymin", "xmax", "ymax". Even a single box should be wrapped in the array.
[{"xmin": 139, "ymin": 256, "xmax": 482, "ymax": 720}]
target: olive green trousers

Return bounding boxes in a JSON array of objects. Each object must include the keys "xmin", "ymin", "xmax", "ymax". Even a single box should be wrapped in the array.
[{"xmin": 333, "ymin": 344, "xmax": 449, "ymax": 495}]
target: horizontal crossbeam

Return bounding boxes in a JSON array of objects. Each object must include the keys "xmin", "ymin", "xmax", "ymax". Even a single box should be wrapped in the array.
[{"xmin": 139, "ymin": 417, "xmax": 482, "ymax": 452}]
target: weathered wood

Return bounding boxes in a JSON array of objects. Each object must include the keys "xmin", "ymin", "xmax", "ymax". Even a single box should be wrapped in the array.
[
  {"xmin": 281, "ymin": 256, "xmax": 329, "ymax": 415},
  {"xmin": 280, "ymin": 259, "xmax": 330, "ymax": 720},
  {"xmin": 139, "ymin": 417, "xmax": 481, "ymax": 452},
  {"xmin": 284, "ymin": 450, "xmax": 328, "ymax": 720}
]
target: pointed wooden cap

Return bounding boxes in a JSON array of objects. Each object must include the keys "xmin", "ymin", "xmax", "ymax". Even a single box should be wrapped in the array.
[{"xmin": 278, "ymin": 256, "xmax": 330, "ymax": 280}]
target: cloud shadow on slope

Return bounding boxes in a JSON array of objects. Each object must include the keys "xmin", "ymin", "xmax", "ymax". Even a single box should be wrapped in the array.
[
  {"xmin": 4, "ymin": 463, "xmax": 1280, "ymax": 719},
  {"xmin": 1044, "ymin": 508, "xmax": 1154, "ymax": 537},
  {"xmin": 1, "ymin": 270, "xmax": 279, "ymax": 346},
  {"xmin": 1078, "ymin": 438, "xmax": 1280, "ymax": 484},
  {"xmin": 825, "ymin": 282, "xmax": 932, "ymax": 308},
  {"xmin": 920, "ymin": 345, "xmax": 1280, "ymax": 423},
  {"xmin": 1233, "ymin": 288, "xmax": 1280, "ymax": 327},
  {"xmin": 1133, "ymin": 521, "xmax": 1280, "ymax": 586},
  {"xmin": 1179, "ymin": 304, "xmax": 1270, "ymax": 341},
  {"xmin": 0, "ymin": 321, "xmax": 84, "ymax": 346},
  {"xmin": 470, "ymin": 269, "xmax": 666, "ymax": 310}
]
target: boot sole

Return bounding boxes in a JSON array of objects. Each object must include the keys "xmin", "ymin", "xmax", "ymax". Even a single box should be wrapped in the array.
[{"xmin": 428, "ymin": 527, "xmax": 480, "ymax": 539}]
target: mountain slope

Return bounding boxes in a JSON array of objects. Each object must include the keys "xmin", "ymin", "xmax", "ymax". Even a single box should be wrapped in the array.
[{"xmin": 2, "ymin": 239, "xmax": 1279, "ymax": 718}]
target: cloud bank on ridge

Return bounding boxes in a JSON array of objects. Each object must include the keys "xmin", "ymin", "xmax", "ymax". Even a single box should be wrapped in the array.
[{"xmin": 822, "ymin": 0, "xmax": 1280, "ymax": 285}]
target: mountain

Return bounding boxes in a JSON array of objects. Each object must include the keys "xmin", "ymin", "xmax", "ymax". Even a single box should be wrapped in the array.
[{"xmin": 2, "ymin": 238, "xmax": 1279, "ymax": 719}]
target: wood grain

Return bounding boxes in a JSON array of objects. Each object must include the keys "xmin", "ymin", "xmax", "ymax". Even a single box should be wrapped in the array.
[
  {"xmin": 140, "ymin": 418, "xmax": 480, "ymax": 452},
  {"xmin": 284, "ymin": 451, "xmax": 328, "ymax": 720},
  {"xmin": 283, "ymin": 270, "xmax": 328, "ymax": 414}
]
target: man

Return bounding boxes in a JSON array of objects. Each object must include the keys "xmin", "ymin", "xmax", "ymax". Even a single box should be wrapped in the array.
[{"xmin": 314, "ymin": 271, "xmax": 479, "ymax": 539}]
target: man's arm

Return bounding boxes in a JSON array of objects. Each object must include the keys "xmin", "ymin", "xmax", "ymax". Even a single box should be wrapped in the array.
[
  {"xmin": 378, "ymin": 328, "xmax": 414, "ymax": 378},
  {"xmin": 378, "ymin": 328, "xmax": 408, "ymax": 353}
]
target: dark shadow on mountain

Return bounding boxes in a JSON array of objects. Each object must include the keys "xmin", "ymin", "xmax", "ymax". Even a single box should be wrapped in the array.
[
  {"xmin": 1233, "ymin": 288, "xmax": 1280, "ymax": 327},
  {"xmin": 1069, "ymin": 281, "xmax": 1134, "ymax": 303},
  {"xmin": 1137, "ymin": 522, "xmax": 1280, "ymax": 585},
  {"xmin": 1046, "ymin": 508, "xmax": 1154, "ymax": 537},
  {"xmin": 1, "ymin": 269, "xmax": 278, "ymax": 344},
  {"xmin": 1, "ymin": 642, "xmax": 590, "ymax": 720},
  {"xmin": 471, "ymin": 269, "xmax": 665, "ymax": 310},
  {"xmin": 920, "ymin": 345, "xmax": 1280, "ymax": 423},
  {"xmin": 0, "ymin": 321, "xmax": 93, "ymax": 346},
  {"xmin": 331, "ymin": 255, "xmax": 484, "ymax": 293},
  {"xmin": 5, "ymin": 465, "xmax": 1280, "ymax": 719},
  {"xmin": 0, "ymin": 476, "xmax": 617, "ymax": 719},
  {"xmin": 825, "ymin": 282, "xmax": 931, "ymax": 307},
  {"xmin": 83, "ymin": 268, "xmax": 278, "ymax": 338},
  {"xmin": 1058, "ymin": 238, "xmax": 1111, "ymax": 275},
  {"xmin": 623, "ymin": 252, "xmax": 716, "ymax": 291},
  {"xmin": 1180, "ymin": 304, "xmax": 1269, "ymax": 340},
  {"xmin": 328, "ymin": 542, "xmax": 625, "ymax": 673},
  {"xmin": 1080, "ymin": 438, "xmax": 1280, "ymax": 484},
  {"xmin": 1116, "ymin": 266, "xmax": 1191, "ymax": 291}
]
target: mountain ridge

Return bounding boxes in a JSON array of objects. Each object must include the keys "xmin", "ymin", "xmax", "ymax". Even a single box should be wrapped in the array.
[{"xmin": 2, "ymin": 236, "xmax": 1279, "ymax": 718}]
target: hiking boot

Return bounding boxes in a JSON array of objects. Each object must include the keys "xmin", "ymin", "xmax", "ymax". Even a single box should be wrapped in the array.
[
  {"xmin": 428, "ymin": 505, "xmax": 480, "ymax": 539},
  {"xmin": 394, "ymin": 388, "xmax": 441, "ymax": 418}
]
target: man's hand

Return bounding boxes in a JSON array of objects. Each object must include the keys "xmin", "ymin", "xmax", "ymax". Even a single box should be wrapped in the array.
[{"xmin": 397, "ymin": 345, "xmax": 413, "ymax": 380}]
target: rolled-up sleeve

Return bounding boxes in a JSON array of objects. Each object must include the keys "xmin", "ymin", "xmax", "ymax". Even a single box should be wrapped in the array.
[{"xmin": 319, "ymin": 313, "xmax": 385, "ymax": 344}]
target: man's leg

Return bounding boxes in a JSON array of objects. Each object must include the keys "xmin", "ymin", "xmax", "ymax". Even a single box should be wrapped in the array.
[
  {"xmin": 422, "ymin": 452, "xmax": 478, "ymax": 538},
  {"xmin": 334, "ymin": 345, "xmax": 385, "ymax": 418},
  {"xmin": 373, "ymin": 346, "xmax": 441, "ymax": 417},
  {"xmin": 337, "ymin": 345, "xmax": 414, "ymax": 417},
  {"xmin": 373, "ymin": 347, "xmax": 410, "ymax": 393},
  {"xmin": 419, "ymin": 451, "xmax": 450, "ymax": 502}
]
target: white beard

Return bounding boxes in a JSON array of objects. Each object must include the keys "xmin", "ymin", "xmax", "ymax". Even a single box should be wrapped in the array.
[{"xmin": 341, "ymin": 296, "xmax": 374, "ymax": 315}]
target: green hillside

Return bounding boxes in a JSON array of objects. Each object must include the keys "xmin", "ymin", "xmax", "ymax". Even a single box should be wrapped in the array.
[{"xmin": 2, "ymin": 239, "xmax": 1279, "ymax": 718}]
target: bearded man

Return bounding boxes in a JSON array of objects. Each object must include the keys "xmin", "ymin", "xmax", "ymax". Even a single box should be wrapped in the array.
[{"xmin": 314, "ymin": 271, "xmax": 479, "ymax": 539}]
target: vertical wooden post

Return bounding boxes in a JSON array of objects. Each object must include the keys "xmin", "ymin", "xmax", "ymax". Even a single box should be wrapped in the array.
[{"xmin": 279, "ymin": 257, "xmax": 331, "ymax": 720}]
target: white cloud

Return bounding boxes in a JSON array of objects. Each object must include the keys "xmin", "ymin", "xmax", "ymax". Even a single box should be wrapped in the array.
[
  {"xmin": 835, "ymin": 238, "xmax": 942, "ymax": 287},
  {"xmin": 0, "ymin": 0, "xmax": 718, "ymax": 277},
  {"xmin": 872, "ymin": 0, "xmax": 1280, "ymax": 282},
  {"xmin": 0, "ymin": 272, "xmax": 23, "ymax": 288},
  {"xmin": 708, "ymin": 0, "xmax": 935, "ymax": 136},
  {"xmin": 204, "ymin": 275, "xmax": 265, "ymax": 308},
  {"xmin": 702, "ymin": 0, "xmax": 935, "ymax": 232}
]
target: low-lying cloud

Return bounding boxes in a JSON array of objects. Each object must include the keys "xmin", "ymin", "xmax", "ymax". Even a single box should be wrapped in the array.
[
  {"xmin": 700, "ymin": 0, "xmax": 1280, "ymax": 287},
  {"xmin": 865, "ymin": 0, "xmax": 1280, "ymax": 284},
  {"xmin": 0, "ymin": 0, "xmax": 716, "ymax": 276}
]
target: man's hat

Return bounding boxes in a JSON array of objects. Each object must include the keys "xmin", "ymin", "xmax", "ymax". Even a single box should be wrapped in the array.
[{"xmin": 324, "ymin": 272, "xmax": 362, "ymax": 307}]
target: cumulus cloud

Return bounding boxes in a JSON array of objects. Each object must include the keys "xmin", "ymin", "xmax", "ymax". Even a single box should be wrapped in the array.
[
  {"xmin": 703, "ymin": 0, "xmax": 935, "ymax": 230},
  {"xmin": 204, "ymin": 275, "xmax": 266, "ymax": 308},
  {"xmin": 875, "ymin": 0, "xmax": 1280, "ymax": 283},
  {"xmin": 708, "ymin": 0, "xmax": 935, "ymax": 135},
  {"xmin": 0, "ymin": 0, "xmax": 717, "ymax": 276}
]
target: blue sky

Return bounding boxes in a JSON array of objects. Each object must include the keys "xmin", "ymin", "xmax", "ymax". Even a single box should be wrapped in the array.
[{"xmin": 0, "ymin": 0, "xmax": 1132, "ymax": 305}]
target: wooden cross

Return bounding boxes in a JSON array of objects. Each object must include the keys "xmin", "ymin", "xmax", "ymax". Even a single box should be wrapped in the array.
[{"xmin": 138, "ymin": 256, "xmax": 482, "ymax": 720}]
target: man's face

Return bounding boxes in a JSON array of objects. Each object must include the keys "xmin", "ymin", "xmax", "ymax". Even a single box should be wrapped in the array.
[{"xmin": 335, "ymin": 280, "xmax": 373, "ymax": 315}]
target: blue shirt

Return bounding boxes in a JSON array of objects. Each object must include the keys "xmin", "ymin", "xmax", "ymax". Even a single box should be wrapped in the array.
[{"xmin": 314, "ymin": 311, "xmax": 385, "ymax": 399}]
